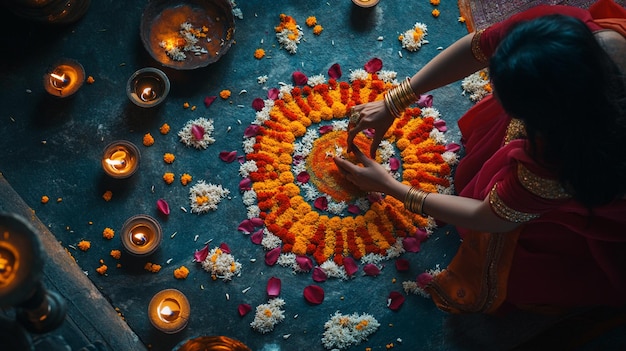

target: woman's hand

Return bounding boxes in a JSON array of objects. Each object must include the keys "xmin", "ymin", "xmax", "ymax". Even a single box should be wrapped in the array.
[
  {"xmin": 333, "ymin": 145, "xmax": 399, "ymax": 194},
  {"xmin": 347, "ymin": 100, "xmax": 395, "ymax": 158}
]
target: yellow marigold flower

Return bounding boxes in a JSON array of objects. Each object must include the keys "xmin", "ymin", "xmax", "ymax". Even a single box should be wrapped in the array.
[
  {"xmin": 180, "ymin": 173, "xmax": 192, "ymax": 186},
  {"xmin": 86, "ymin": 76, "xmax": 95, "ymax": 84},
  {"xmin": 305, "ymin": 16, "xmax": 317, "ymax": 27},
  {"xmin": 102, "ymin": 227, "xmax": 115, "ymax": 240},
  {"xmin": 313, "ymin": 25, "xmax": 323, "ymax": 35},
  {"xmin": 102, "ymin": 190, "xmax": 113, "ymax": 201},
  {"xmin": 458, "ymin": 16, "xmax": 466, "ymax": 23},
  {"xmin": 41, "ymin": 195, "xmax": 49, "ymax": 204},
  {"xmin": 96, "ymin": 265, "xmax": 108, "ymax": 275},
  {"xmin": 144, "ymin": 262, "xmax": 161, "ymax": 273},
  {"xmin": 430, "ymin": 0, "xmax": 440, "ymax": 5},
  {"xmin": 174, "ymin": 266, "xmax": 190, "ymax": 279},
  {"xmin": 254, "ymin": 48, "xmax": 265, "ymax": 59},
  {"xmin": 432, "ymin": 9, "xmax": 440, "ymax": 17},
  {"xmin": 219, "ymin": 89, "xmax": 231, "ymax": 99},
  {"xmin": 163, "ymin": 153, "xmax": 175, "ymax": 164},
  {"xmin": 77, "ymin": 240, "xmax": 91, "ymax": 251},
  {"xmin": 160, "ymin": 123, "xmax": 170, "ymax": 134},
  {"xmin": 143, "ymin": 133, "xmax": 154, "ymax": 146},
  {"xmin": 163, "ymin": 172, "xmax": 175, "ymax": 184},
  {"xmin": 110, "ymin": 249, "xmax": 121, "ymax": 259}
]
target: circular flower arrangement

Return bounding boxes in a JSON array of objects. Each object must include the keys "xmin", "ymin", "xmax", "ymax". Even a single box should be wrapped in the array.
[{"xmin": 240, "ymin": 61, "xmax": 457, "ymax": 274}]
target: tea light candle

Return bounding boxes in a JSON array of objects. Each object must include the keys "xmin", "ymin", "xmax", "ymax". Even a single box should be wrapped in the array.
[
  {"xmin": 126, "ymin": 67, "xmax": 170, "ymax": 108},
  {"xmin": 101, "ymin": 140, "xmax": 140, "ymax": 179},
  {"xmin": 120, "ymin": 214, "xmax": 162, "ymax": 256},
  {"xmin": 148, "ymin": 289, "xmax": 190, "ymax": 334},
  {"xmin": 175, "ymin": 336, "xmax": 252, "ymax": 351},
  {"xmin": 352, "ymin": 0, "xmax": 380, "ymax": 7},
  {"xmin": 43, "ymin": 59, "xmax": 85, "ymax": 98}
]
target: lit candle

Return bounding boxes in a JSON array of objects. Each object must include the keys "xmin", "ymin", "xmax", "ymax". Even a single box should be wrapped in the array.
[
  {"xmin": 351, "ymin": 0, "xmax": 380, "ymax": 7},
  {"xmin": 126, "ymin": 67, "xmax": 170, "ymax": 108},
  {"xmin": 148, "ymin": 289, "xmax": 190, "ymax": 334},
  {"xmin": 101, "ymin": 141, "xmax": 140, "ymax": 179},
  {"xmin": 43, "ymin": 59, "xmax": 85, "ymax": 98},
  {"xmin": 175, "ymin": 336, "xmax": 252, "ymax": 351},
  {"xmin": 120, "ymin": 215, "xmax": 162, "ymax": 256}
]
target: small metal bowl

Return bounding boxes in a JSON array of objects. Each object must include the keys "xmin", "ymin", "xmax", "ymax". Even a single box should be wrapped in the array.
[{"xmin": 140, "ymin": 0, "xmax": 236, "ymax": 70}]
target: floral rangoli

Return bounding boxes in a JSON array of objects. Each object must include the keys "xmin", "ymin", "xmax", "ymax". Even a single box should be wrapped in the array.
[{"xmin": 239, "ymin": 62, "xmax": 458, "ymax": 274}]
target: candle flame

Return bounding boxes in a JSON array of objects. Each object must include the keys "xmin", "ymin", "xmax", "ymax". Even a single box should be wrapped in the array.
[
  {"xmin": 132, "ymin": 232, "xmax": 148, "ymax": 246},
  {"xmin": 160, "ymin": 306, "xmax": 173, "ymax": 317},
  {"xmin": 140, "ymin": 87, "xmax": 156, "ymax": 102},
  {"xmin": 50, "ymin": 73, "xmax": 69, "ymax": 89}
]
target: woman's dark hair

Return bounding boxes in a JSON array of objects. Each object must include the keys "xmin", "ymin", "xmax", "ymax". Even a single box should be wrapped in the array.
[{"xmin": 489, "ymin": 14, "xmax": 626, "ymax": 208}]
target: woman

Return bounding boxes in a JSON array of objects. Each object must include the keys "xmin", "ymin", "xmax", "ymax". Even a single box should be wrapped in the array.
[{"xmin": 334, "ymin": 0, "xmax": 626, "ymax": 313}]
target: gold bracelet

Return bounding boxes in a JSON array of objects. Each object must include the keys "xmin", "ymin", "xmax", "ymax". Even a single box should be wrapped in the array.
[
  {"xmin": 385, "ymin": 77, "xmax": 418, "ymax": 118},
  {"xmin": 384, "ymin": 91, "xmax": 401, "ymax": 118},
  {"xmin": 404, "ymin": 186, "xmax": 429, "ymax": 216}
]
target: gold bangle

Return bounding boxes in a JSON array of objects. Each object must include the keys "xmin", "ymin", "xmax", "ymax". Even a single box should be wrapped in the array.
[
  {"xmin": 404, "ymin": 186, "xmax": 429, "ymax": 216},
  {"xmin": 384, "ymin": 91, "xmax": 401, "ymax": 118}
]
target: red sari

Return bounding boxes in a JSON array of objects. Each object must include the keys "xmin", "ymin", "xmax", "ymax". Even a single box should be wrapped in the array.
[{"xmin": 427, "ymin": 0, "xmax": 626, "ymax": 313}]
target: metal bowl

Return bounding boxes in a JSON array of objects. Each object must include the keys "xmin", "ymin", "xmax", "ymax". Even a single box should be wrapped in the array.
[{"xmin": 140, "ymin": 0, "xmax": 235, "ymax": 70}]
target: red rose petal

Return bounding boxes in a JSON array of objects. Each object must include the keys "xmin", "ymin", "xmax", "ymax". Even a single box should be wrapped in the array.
[
  {"xmin": 219, "ymin": 150, "xmax": 238, "ymax": 163},
  {"xmin": 446, "ymin": 143, "xmax": 461, "ymax": 152},
  {"xmin": 292, "ymin": 71, "xmax": 308, "ymax": 86},
  {"xmin": 363, "ymin": 128, "xmax": 375, "ymax": 138},
  {"xmin": 252, "ymin": 98, "xmax": 265, "ymax": 111},
  {"xmin": 303, "ymin": 285, "xmax": 324, "ymax": 305},
  {"xmin": 387, "ymin": 291, "xmax": 405, "ymax": 311},
  {"xmin": 265, "ymin": 247, "xmax": 281, "ymax": 266},
  {"xmin": 251, "ymin": 229, "xmax": 264, "ymax": 245},
  {"xmin": 268, "ymin": 88, "xmax": 280, "ymax": 100},
  {"xmin": 237, "ymin": 219, "xmax": 255, "ymax": 234},
  {"xmin": 204, "ymin": 96, "xmax": 217, "ymax": 107},
  {"xmin": 296, "ymin": 171, "xmax": 310, "ymax": 183},
  {"xmin": 267, "ymin": 276, "xmax": 281, "ymax": 298},
  {"xmin": 239, "ymin": 178, "xmax": 252, "ymax": 191},
  {"xmin": 319, "ymin": 125, "xmax": 333, "ymax": 134},
  {"xmin": 250, "ymin": 217, "xmax": 264, "ymax": 227},
  {"xmin": 328, "ymin": 63, "xmax": 342, "ymax": 79},
  {"xmin": 364, "ymin": 58, "xmax": 383, "ymax": 73},
  {"xmin": 343, "ymin": 257, "xmax": 358, "ymax": 277},
  {"xmin": 395, "ymin": 258, "xmax": 410, "ymax": 272},
  {"xmin": 434, "ymin": 119, "xmax": 447, "ymax": 132},
  {"xmin": 417, "ymin": 272, "xmax": 434, "ymax": 288},
  {"xmin": 415, "ymin": 228, "xmax": 429, "ymax": 242},
  {"xmin": 296, "ymin": 255, "xmax": 313, "ymax": 272},
  {"xmin": 194, "ymin": 244, "xmax": 210, "ymax": 262},
  {"xmin": 191, "ymin": 124, "xmax": 205, "ymax": 140},
  {"xmin": 403, "ymin": 237, "xmax": 421, "ymax": 253},
  {"xmin": 314, "ymin": 197, "xmax": 328, "ymax": 211},
  {"xmin": 219, "ymin": 242, "xmax": 231, "ymax": 254},
  {"xmin": 312, "ymin": 267, "xmax": 327, "ymax": 282},
  {"xmin": 389, "ymin": 157, "xmax": 400, "ymax": 171},
  {"xmin": 243, "ymin": 125, "xmax": 260, "ymax": 138},
  {"xmin": 347, "ymin": 204, "xmax": 361, "ymax": 214},
  {"xmin": 238, "ymin": 303, "xmax": 252, "ymax": 317},
  {"xmin": 416, "ymin": 94, "xmax": 433, "ymax": 108},
  {"xmin": 156, "ymin": 198, "xmax": 170, "ymax": 216},
  {"xmin": 363, "ymin": 263, "xmax": 381, "ymax": 276}
]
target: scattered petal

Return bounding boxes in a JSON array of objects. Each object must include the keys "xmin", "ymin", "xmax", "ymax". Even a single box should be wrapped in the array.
[
  {"xmin": 328, "ymin": 63, "xmax": 342, "ymax": 79},
  {"xmin": 157, "ymin": 199, "xmax": 170, "ymax": 215},
  {"xmin": 204, "ymin": 96, "xmax": 217, "ymax": 107},
  {"xmin": 244, "ymin": 125, "xmax": 261, "ymax": 138},
  {"xmin": 251, "ymin": 229, "xmax": 264, "ymax": 245},
  {"xmin": 318, "ymin": 125, "xmax": 334, "ymax": 134},
  {"xmin": 219, "ymin": 150, "xmax": 238, "ymax": 163},
  {"xmin": 312, "ymin": 267, "xmax": 327, "ymax": 282},
  {"xmin": 388, "ymin": 291, "xmax": 405, "ymax": 311},
  {"xmin": 389, "ymin": 157, "xmax": 400, "ymax": 172},
  {"xmin": 415, "ymin": 228, "xmax": 429, "ymax": 242},
  {"xmin": 417, "ymin": 272, "xmax": 434, "ymax": 288},
  {"xmin": 343, "ymin": 257, "xmax": 358, "ymax": 277},
  {"xmin": 194, "ymin": 244, "xmax": 209, "ymax": 262},
  {"xmin": 347, "ymin": 204, "xmax": 361, "ymax": 214},
  {"xmin": 219, "ymin": 242, "xmax": 231, "ymax": 254},
  {"xmin": 303, "ymin": 285, "xmax": 324, "ymax": 305},
  {"xmin": 267, "ymin": 276, "xmax": 281, "ymax": 298},
  {"xmin": 292, "ymin": 71, "xmax": 308, "ymax": 85},
  {"xmin": 265, "ymin": 247, "xmax": 281, "ymax": 266},
  {"xmin": 268, "ymin": 88, "xmax": 280, "ymax": 100},
  {"xmin": 446, "ymin": 143, "xmax": 461, "ymax": 152},
  {"xmin": 367, "ymin": 192, "xmax": 383, "ymax": 203},
  {"xmin": 239, "ymin": 178, "xmax": 252, "ymax": 191},
  {"xmin": 403, "ymin": 237, "xmax": 421, "ymax": 253},
  {"xmin": 395, "ymin": 258, "xmax": 410, "ymax": 272},
  {"xmin": 364, "ymin": 58, "xmax": 383, "ymax": 73},
  {"xmin": 314, "ymin": 197, "xmax": 328, "ymax": 211},
  {"xmin": 252, "ymin": 98, "xmax": 265, "ymax": 111},
  {"xmin": 363, "ymin": 264, "xmax": 381, "ymax": 276},
  {"xmin": 191, "ymin": 124, "xmax": 205, "ymax": 140},
  {"xmin": 238, "ymin": 303, "xmax": 252, "ymax": 317},
  {"xmin": 363, "ymin": 128, "xmax": 375, "ymax": 138},
  {"xmin": 250, "ymin": 217, "xmax": 264, "ymax": 227},
  {"xmin": 434, "ymin": 119, "xmax": 447, "ymax": 132},
  {"xmin": 237, "ymin": 219, "xmax": 255, "ymax": 234},
  {"xmin": 296, "ymin": 171, "xmax": 310, "ymax": 183},
  {"xmin": 416, "ymin": 94, "xmax": 433, "ymax": 108},
  {"xmin": 296, "ymin": 255, "xmax": 313, "ymax": 272}
]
